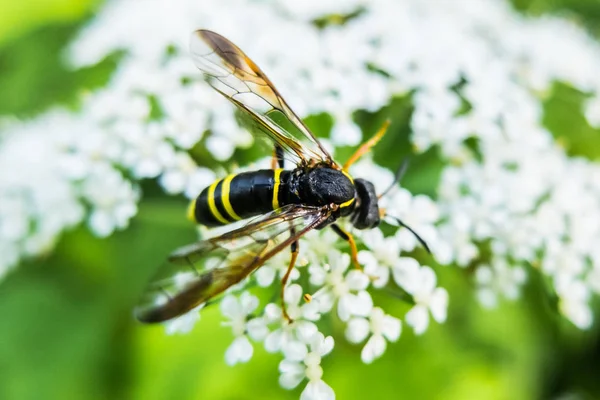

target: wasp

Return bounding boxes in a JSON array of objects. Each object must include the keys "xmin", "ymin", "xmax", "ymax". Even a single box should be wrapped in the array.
[{"xmin": 135, "ymin": 30, "xmax": 430, "ymax": 324}]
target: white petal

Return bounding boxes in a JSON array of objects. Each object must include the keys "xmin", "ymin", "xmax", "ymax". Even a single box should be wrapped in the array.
[
  {"xmin": 296, "ymin": 321, "xmax": 319, "ymax": 344},
  {"xmin": 315, "ymin": 291, "xmax": 335, "ymax": 313},
  {"xmin": 347, "ymin": 291, "xmax": 374, "ymax": 318},
  {"xmin": 337, "ymin": 295, "xmax": 352, "ymax": 322},
  {"xmin": 264, "ymin": 329, "xmax": 283, "ymax": 353},
  {"xmin": 206, "ymin": 135, "xmax": 234, "ymax": 161},
  {"xmin": 477, "ymin": 288, "xmax": 498, "ymax": 308},
  {"xmin": 246, "ymin": 317, "xmax": 269, "ymax": 341},
  {"xmin": 89, "ymin": 211, "xmax": 114, "ymax": 237},
  {"xmin": 224, "ymin": 336, "xmax": 253, "ymax": 366},
  {"xmin": 331, "ymin": 114, "xmax": 361, "ymax": 146},
  {"xmin": 302, "ymin": 301, "xmax": 321, "ymax": 321},
  {"xmin": 429, "ymin": 288, "xmax": 449, "ymax": 323},
  {"xmin": 164, "ymin": 310, "xmax": 200, "ymax": 335},
  {"xmin": 285, "ymin": 284, "xmax": 303, "ymax": 306},
  {"xmin": 300, "ymin": 379, "xmax": 336, "ymax": 400},
  {"xmin": 360, "ymin": 229, "xmax": 384, "ymax": 250},
  {"xmin": 279, "ymin": 359, "xmax": 304, "ymax": 375},
  {"xmin": 346, "ymin": 270, "xmax": 370, "ymax": 291},
  {"xmin": 308, "ymin": 265, "xmax": 327, "ymax": 286},
  {"xmin": 475, "ymin": 266, "xmax": 493, "ymax": 284},
  {"xmin": 364, "ymin": 263, "xmax": 389, "ymax": 289},
  {"xmin": 391, "ymin": 257, "xmax": 420, "ymax": 289},
  {"xmin": 279, "ymin": 360, "xmax": 305, "ymax": 390},
  {"xmin": 361, "ymin": 334, "xmax": 386, "ymax": 364},
  {"xmin": 405, "ymin": 304, "xmax": 430, "ymax": 335},
  {"xmin": 329, "ymin": 250, "xmax": 350, "ymax": 273},
  {"xmin": 255, "ymin": 266, "xmax": 276, "ymax": 287},
  {"xmin": 239, "ymin": 292, "xmax": 259, "ymax": 315},
  {"xmin": 313, "ymin": 335, "xmax": 334, "ymax": 356},
  {"xmin": 160, "ymin": 170, "xmax": 185, "ymax": 194},
  {"xmin": 381, "ymin": 315, "xmax": 402, "ymax": 342},
  {"xmin": 418, "ymin": 266, "xmax": 438, "ymax": 293},
  {"xmin": 264, "ymin": 303, "xmax": 283, "ymax": 322},
  {"xmin": 283, "ymin": 340, "xmax": 308, "ymax": 362},
  {"xmin": 220, "ymin": 295, "xmax": 240, "ymax": 319},
  {"xmin": 562, "ymin": 300, "xmax": 593, "ymax": 329},
  {"xmin": 289, "ymin": 267, "xmax": 301, "ymax": 282},
  {"xmin": 345, "ymin": 317, "xmax": 370, "ymax": 344},
  {"xmin": 357, "ymin": 250, "xmax": 376, "ymax": 266}
]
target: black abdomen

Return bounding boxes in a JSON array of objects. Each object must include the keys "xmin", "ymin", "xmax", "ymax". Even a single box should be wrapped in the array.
[{"xmin": 189, "ymin": 169, "xmax": 294, "ymax": 227}]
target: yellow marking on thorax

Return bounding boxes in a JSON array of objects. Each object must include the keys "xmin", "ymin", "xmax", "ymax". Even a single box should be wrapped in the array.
[
  {"xmin": 221, "ymin": 174, "xmax": 242, "ymax": 221},
  {"xmin": 340, "ymin": 197, "xmax": 355, "ymax": 209},
  {"xmin": 207, "ymin": 180, "xmax": 229, "ymax": 225},
  {"xmin": 187, "ymin": 197, "xmax": 198, "ymax": 222},
  {"xmin": 340, "ymin": 170, "xmax": 356, "ymax": 209},
  {"xmin": 272, "ymin": 169, "xmax": 284, "ymax": 210},
  {"xmin": 341, "ymin": 170, "xmax": 354, "ymax": 184}
]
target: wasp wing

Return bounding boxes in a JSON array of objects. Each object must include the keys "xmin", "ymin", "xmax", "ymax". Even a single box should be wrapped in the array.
[
  {"xmin": 135, "ymin": 204, "xmax": 331, "ymax": 323},
  {"xmin": 190, "ymin": 29, "xmax": 335, "ymax": 166}
]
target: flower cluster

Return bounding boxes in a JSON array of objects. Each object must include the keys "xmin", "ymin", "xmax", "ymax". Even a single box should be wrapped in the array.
[
  {"xmin": 210, "ymin": 240, "xmax": 446, "ymax": 399},
  {"xmin": 2, "ymin": 0, "xmax": 600, "ymax": 397}
]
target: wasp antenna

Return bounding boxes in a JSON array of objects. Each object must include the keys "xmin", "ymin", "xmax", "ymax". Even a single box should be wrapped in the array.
[
  {"xmin": 387, "ymin": 216, "xmax": 431, "ymax": 254},
  {"xmin": 378, "ymin": 158, "xmax": 410, "ymax": 199},
  {"xmin": 342, "ymin": 119, "xmax": 391, "ymax": 171}
]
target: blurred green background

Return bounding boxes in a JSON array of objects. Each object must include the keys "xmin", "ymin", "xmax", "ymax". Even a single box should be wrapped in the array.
[{"xmin": 1, "ymin": 1, "xmax": 600, "ymax": 399}]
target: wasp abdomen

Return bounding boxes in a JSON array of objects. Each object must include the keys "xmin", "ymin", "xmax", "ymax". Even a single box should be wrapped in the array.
[{"xmin": 190, "ymin": 169, "xmax": 295, "ymax": 226}]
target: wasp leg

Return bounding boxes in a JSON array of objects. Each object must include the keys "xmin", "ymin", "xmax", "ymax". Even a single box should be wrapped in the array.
[
  {"xmin": 271, "ymin": 144, "xmax": 285, "ymax": 169},
  {"xmin": 281, "ymin": 237, "xmax": 299, "ymax": 323},
  {"xmin": 343, "ymin": 120, "xmax": 390, "ymax": 171},
  {"xmin": 330, "ymin": 224, "xmax": 361, "ymax": 270}
]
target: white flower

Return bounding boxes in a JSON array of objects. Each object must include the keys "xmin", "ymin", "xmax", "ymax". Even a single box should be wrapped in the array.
[
  {"xmin": 8, "ymin": 1, "xmax": 600, "ymax": 399},
  {"xmin": 159, "ymin": 152, "xmax": 215, "ymax": 196},
  {"xmin": 358, "ymin": 229, "xmax": 404, "ymax": 288},
  {"xmin": 556, "ymin": 277, "xmax": 593, "ymax": 330},
  {"xmin": 349, "ymin": 157, "xmax": 395, "ymax": 195},
  {"xmin": 584, "ymin": 95, "xmax": 600, "ymax": 128},
  {"xmin": 330, "ymin": 112, "xmax": 361, "ymax": 146},
  {"xmin": 382, "ymin": 189, "xmax": 440, "ymax": 253},
  {"xmin": 220, "ymin": 292, "xmax": 260, "ymax": 365},
  {"xmin": 81, "ymin": 164, "xmax": 139, "ymax": 237},
  {"xmin": 164, "ymin": 304, "xmax": 204, "ymax": 335},
  {"xmin": 299, "ymin": 229, "xmax": 341, "ymax": 267},
  {"xmin": 308, "ymin": 250, "xmax": 372, "ymax": 321},
  {"xmin": 279, "ymin": 332, "xmax": 335, "ymax": 400},
  {"xmin": 254, "ymin": 248, "xmax": 301, "ymax": 288},
  {"xmin": 120, "ymin": 122, "xmax": 176, "ymax": 179},
  {"xmin": 475, "ymin": 260, "xmax": 527, "ymax": 308},
  {"xmin": 395, "ymin": 264, "xmax": 448, "ymax": 335},
  {"xmin": 263, "ymin": 286, "xmax": 321, "ymax": 360},
  {"xmin": 345, "ymin": 307, "xmax": 401, "ymax": 364}
]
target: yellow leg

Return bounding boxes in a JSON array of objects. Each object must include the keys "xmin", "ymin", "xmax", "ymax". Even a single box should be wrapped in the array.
[
  {"xmin": 281, "ymin": 240, "xmax": 299, "ymax": 323},
  {"xmin": 343, "ymin": 120, "xmax": 390, "ymax": 171},
  {"xmin": 331, "ymin": 224, "xmax": 360, "ymax": 270}
]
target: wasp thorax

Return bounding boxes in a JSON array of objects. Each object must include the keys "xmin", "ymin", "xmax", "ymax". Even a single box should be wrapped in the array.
[{"xmin": 299, "ymin": 167, "xmax": 355, "ymax": 206}]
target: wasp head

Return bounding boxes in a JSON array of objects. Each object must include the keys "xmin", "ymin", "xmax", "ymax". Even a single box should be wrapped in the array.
[{"xmin": 350, "ymin": 178, "xmax": 380, "ymax": 229}]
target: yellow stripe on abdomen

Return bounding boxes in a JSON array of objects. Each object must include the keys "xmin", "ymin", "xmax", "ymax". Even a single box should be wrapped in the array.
[
  {"xmin": 207, "ymin": 180, "xmax": 229, "ymax": 225},
  {"xmin": 187, "ymin": 197, "xmax": 198, "ymax": 222},
  {"xmin": 221, "ymin": 174, "xmax": 242, "ymax": 221},
  {"xmin": 272, "ymin": 168, "xmax": 283, "ymax": 210}
]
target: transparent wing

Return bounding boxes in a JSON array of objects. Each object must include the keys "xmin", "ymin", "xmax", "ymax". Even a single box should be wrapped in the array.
[
  {"xmin": 135, "ymin": 204, "xmax": 331, "ymax": 323},
  {"xmin": 190, "ymin": 29, "xmax": 335, "ymax": 167}
]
